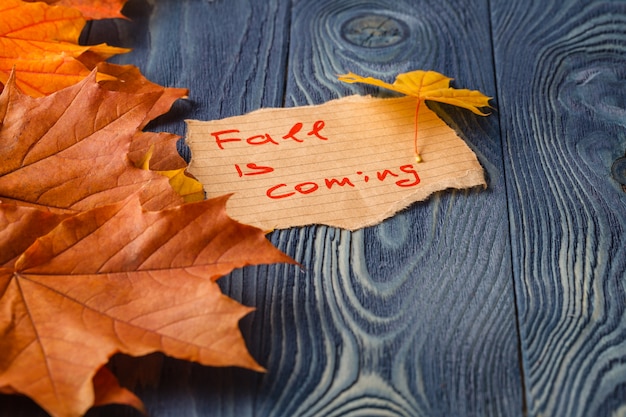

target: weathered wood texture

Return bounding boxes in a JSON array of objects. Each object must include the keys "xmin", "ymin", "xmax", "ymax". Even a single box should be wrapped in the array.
[
  {"xmin": 491, "ymin": 1, "xmax": 626, "ymax": 416},
  {"xmin": 277, "ymin": 2, "xmax": 520, "ymax": 417}
]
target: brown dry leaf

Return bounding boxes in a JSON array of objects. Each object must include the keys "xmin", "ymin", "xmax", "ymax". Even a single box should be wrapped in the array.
[
  {"xmin": 0, "ymin": 204, "xmax": 67, "ymax": 267},
  {"xmin": 0, "ymin": 0, "xmax": 128, "ymax": 96},
  {"xmin": 0, "ymin": 196, "xmax": 294, "ymax": 417},
  {"xmin": 91, "ymin": 367, "xmax": 145, "ymax": 413},
  {"xmin": 97, "ymin": 62, "xmax": 189, "ymax": 129},
  {"xmin": 91, "ymin": 62, "xmax": 191, "ymax": 171},
  {"xmin": 27, "ymin": 0, "xmax": 129, "ymax": 20},
  {"xmin": 0, "ymin": 5, "xmax": 292, "ymax": 415},
  {"xmin": 0, "ymin": 70, "xmax": 183, "ymax": 213},
  {"xmin": 0, "ymin": 65, "xmax": 293, "ymax": 417}
]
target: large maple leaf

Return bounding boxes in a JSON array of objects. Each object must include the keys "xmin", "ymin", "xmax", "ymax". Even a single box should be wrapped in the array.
[
  {"xmin": 0, "ymin": 196, "xmax": 293, "ymax": 417},
  {"xmin": 0, "ymin": 47, "xmax": 292, "ymax": 417},
  {"xmin": 0, "ymin": 70, "xmax": 184, "ymax": 212},
  {"xmin": 0, "ymin": 0, "xmax": 128, "ymax": 96},
  {"xmin": 0, "ymin": 5, "xmax": 290, "ymax": 414}
]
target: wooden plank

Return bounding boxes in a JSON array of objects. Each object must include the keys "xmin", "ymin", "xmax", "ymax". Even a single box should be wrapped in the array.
[
  {"xmin": 491, "ymin": 1, "xmax": 626, "ymax": 416},
  {"xmin": 0, "ymin": 0, "xmax": 524, "ymax": 416},
  {"xmin": 276, "ymin": 2, "xmax": 522, "ymax": 416}
]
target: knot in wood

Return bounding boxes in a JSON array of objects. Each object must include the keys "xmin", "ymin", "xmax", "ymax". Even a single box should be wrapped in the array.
[
  {"xmin": 611, "ymin": 156, "xmax": 626, "ymax": 191},
  {"xmin": 341, "ymin": 14, "xmax": 408, "ymax": 48}
]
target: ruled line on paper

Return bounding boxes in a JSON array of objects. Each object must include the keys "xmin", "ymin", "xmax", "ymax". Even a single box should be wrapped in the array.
[{"xmin": 186, "ymin": 95, "xmax": 485, "ymax": 230}]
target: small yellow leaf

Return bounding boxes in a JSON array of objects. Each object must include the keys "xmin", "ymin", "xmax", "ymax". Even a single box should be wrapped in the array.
[
  {"xmin": 338, "ymin": 70, "xmax": 491, "ymax": 115},
  {"xmin": 339, "ymin": 70, "xmax": 491, "ymax": 162},
  {"xmin": 137, "ymin": 146, "xmax": 204, "ymax": 203},
  {"xmin": 159, "ymin": 168, "xmax": 205, "ymax": 203}
]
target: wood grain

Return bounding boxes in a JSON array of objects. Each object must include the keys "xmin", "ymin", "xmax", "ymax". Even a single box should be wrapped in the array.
[
  {"xmin": 491, "ymin": 1, "xmax": 626, "ymax": 416},
  {"xmin": 1, "ymin": 0, "xmax": 524, "ymax": 416},
  {"xmin": 276, "ymin": 1, "xmax": 521, "ymax": 416}
]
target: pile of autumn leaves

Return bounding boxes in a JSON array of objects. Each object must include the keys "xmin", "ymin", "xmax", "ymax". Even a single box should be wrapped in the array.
[{"xmin": 0, "ymin": 1, "xmax": 292, "ymax": 417}]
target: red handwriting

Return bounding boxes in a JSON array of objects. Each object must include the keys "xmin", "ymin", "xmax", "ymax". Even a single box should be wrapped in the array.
[
  {"xmin": 234, "ymin": 163, "xmax": 274, "ymax": 177},
  {"xmin": 212, "ymin": 121, "xmax": 328, "ymax": 150},
  {"xmin": 266, "ymin": 164, "xmax": 420, "ymax": 199}
]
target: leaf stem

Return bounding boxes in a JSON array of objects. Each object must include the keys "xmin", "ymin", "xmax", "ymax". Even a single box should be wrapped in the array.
[{"xmin": 414, "ymin": 99, "xmax": 422, "ymax": 163}]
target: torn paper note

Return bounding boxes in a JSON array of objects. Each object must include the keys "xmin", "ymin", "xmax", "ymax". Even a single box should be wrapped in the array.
[{"xmin": 186, "ymin": 95, "xmax": 485, "ymax": 230}]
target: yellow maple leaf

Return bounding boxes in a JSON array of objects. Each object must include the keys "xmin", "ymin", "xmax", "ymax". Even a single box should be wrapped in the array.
[
  {"xmin": 339, "ymin": 70, "xmax": 491, "ymax": 115},
  {"xmin": 339, "ymin": 70, "xmax": 491, "ymax": 161}
]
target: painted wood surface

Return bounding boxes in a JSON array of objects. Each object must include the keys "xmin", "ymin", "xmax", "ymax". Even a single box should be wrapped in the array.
[
  {"xmin": 491, "ymin": 1, "xmax": 626, "ymax": 416},
  {"xmin": 2, "ymin": 0, "xmax": 626, "ymax": 416}
]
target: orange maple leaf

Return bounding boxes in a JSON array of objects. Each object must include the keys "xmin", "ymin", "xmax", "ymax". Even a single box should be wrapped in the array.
[
  {"xmin": 92, "ymin": 62, "xmax": 201, "ymax": 201},
  {"xmin": 26, "ymin": 0, "xmax": 129, "ymax": 20},
  {"xmin": 0, "ymin": 38, "xmax": 292, "ymax": 417},
  {"xmin": 91, "ymin": 366, "xmax": 145, "ymax": 413},
  {"xmin": 0, "ymin": 70, "xmax": 184, "ymax": 213},
  {"xmin": 0, "ymin": 196, "xmax": 293, "ymax": 417},
  {"xmin": 0, "ymin": 0, "xmax": 128, "ymax": 96},
  {"xmin": 0, "ymin": 205, "xmax": 143, "ymax": 411},
  {"xmin": 0, "ymin": 205, "xmax": 68, "ymax": 268},
  {"xmin": 0, "ymin": 4, "xmax": 292, "ymax": 415},
  {"xmin": 96, "ymin": 62, "xmax": 190, "ymax": 130}
]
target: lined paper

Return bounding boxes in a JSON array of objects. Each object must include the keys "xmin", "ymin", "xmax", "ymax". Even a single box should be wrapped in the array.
[{"xmin": 186, "ymin": 95, "xmax": 485, "ymax": 230}]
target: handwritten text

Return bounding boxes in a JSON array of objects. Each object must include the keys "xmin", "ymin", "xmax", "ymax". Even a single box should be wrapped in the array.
[{"xmin": 211, "ymin": 120, "xmax": 328, "ymax": 149}]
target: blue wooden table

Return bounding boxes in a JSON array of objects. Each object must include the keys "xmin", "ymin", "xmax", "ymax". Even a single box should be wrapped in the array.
[{"xmin": 2, "ymin": 0, "xmax": 626, "ymax": 416}]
